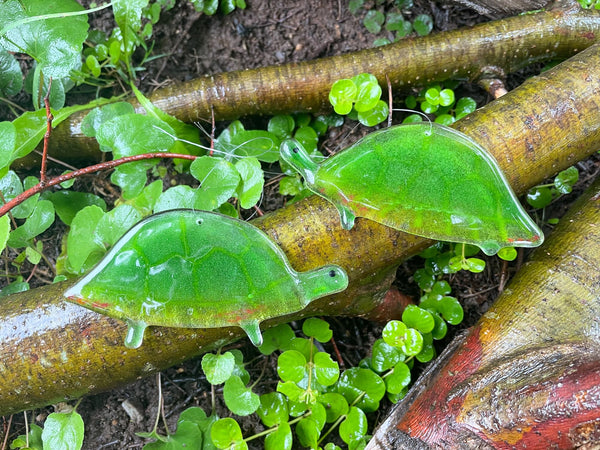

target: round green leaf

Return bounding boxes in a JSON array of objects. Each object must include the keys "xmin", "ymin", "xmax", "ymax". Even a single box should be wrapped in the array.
[
  {"xmin": 258, "ymin": 323, "xmax": 295, "ymax": 355},
  {"xmin": 416, "ymin": 333, "xmax": 436, "ymax": 363},
  {"xmin": 210, "ymin": 418, "xmax": 247, "ymax": 450},
  {"xmin": 401, "ymin": 328, "xmax": 423, "ymax": 356},
  {"xmin": 381, "ymin": 320, "xmax": 407, "ymax": 347},
  {"xmin": 430, "ymin": 312, "xmax": 448, "ymax": 340},
  {"xmin": 0, "ymin": 47, "xmax": 22, "ymax": 97},
  {"xmin": 497, "ymin": 246, "xmax": 517, "ymax": 261},
  {"xmin": 223, "ymin": 375, "xmax": 260, "ymax": 416},
  {"xmin": 8, "ymin": 199, "xmax": 55, "ymax": 249},
  {"xmin": 277, "ymin": 350, "xmax": 307, "ymax": 383},
  {"xmin": 154, "ymin": 185, "xmax": 197, "ymax": 212},
  {"xmin": 296, "ymin": 418, "xmax": 319, "ymax": 449},
  {"xmin": 95, "ymin": 204, "xmax": 141, "ymax": 248},
  {"xmin": 309, "ymin": 401, "xmax": 327, "ymax": 431},
  {"xmin": 339, "ymin": 407, "xmax": 367, "ymax": 445},
  {"xmin": 439, "ymin": 88, "xmax": 455, "ymax": 107},
  {"xmin": 526, "ymin": 186, "xmax": 553, "ymax": 209},
  {"xmin": 318, "ymin": 392, "xmax": 349, "ymax": 423},
  {"xmin": 329, "ymin": 79, "xmax": 357, "ymax": 115},
  {"xmin": 314, "ymin": 352, "xmax": 340, "ymax": 386},
  {"xmin": 354, "ymin": 80, "xmax": 382, "ymax": 112},
  {"xmin": 402, "ymin": 305, "xmax": 435, "ymax": 334},
  {"xmin": 227, "ymin": 130, "xmax": 280, "ymax": 162},
  {"xmin": 202, "ymin": 352, "xmax": 235, "ymax": 385},
  {"xmin": 466, "ymin": 257, "xmax": 486, "ymax": 273},
  {"xmin": 554, "ymin": 166, "xmax": 579, "ymax": 194},
  {"xmin": 439, "ymin": 296, "xmax": 464, "ymax": 325},
  {"xmin": 336, "ymin": 367, "xmax": 386, "ymax": 412},
  {"xmin": 370, "ymin": 338, "xmax": 403, "ymax": 373},
  {"xmin": 302, "ymin": 317, "xmax": 332, "ymax": 342},
  {"xmin": 235, "ymin": 157, "xmax": 264, "ymax": 209},
  {"xmin": 264, "ymin": 421, "xmax": 292, "ymax": 450},
  {"xmin": 47, "ymin": 191, "xmax": 107, "ymax": 226},
  {"xmin": 357, "ymin": 100, "xmax": 388, "ymax": 126},
  {"xmin": 455, "ymin": 97, "xmax": 477, "ymax": 119},
  {"xmin": 41, "ymin": 411, "xmax": 84, "ymax": 450},
  {"xmin": 363, "ymin": 10, "xmax": 385, "ymax": 33},
  {"xmin": 385, "ymin": 362, "xmax": 411, "ymax": 394},
  {"xmin": 257, "ymin": 392, "xmax": 289, "ymax": 427},
  {"xmin": 424, "ymin": 87, "xmax": 440, "ymax": 106},
  {"xmin": 413, "ymin": 14, "xmax": 433, "ymax": 36},
  {"xmin": 268, "ymin": 115, "xmax": 295, "ymax": 140},
  {"xmin": 190, "ymin": 156, "xmax": 241, "ymax": 211}
]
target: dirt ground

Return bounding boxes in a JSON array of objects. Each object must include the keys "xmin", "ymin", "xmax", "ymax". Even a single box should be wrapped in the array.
[{"xmin": 2, "ymin": 0, "xmax": 598, "ymax": 448}]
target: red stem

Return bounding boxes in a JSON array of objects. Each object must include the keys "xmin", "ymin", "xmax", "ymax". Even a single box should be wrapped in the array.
[
  {"xmin": 0, "ymin": 153, "xmax": 197, "ymax": 218},
  {"xmin": 41, "ymin": 78, "xmax": 53, "ymax": 186}
]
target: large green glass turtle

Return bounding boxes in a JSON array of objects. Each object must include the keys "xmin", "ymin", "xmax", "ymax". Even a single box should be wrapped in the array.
[
  {"xmin": 64, "ymin": 209, "xmax": 348, "ymax": 348},
  {"xmin": 280, "ymin": 122, "xmax": 543, "ymax": 256}
]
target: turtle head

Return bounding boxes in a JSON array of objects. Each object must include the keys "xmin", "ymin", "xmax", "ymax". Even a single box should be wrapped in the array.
[
  {"xmin": 280, "ymin": 139, "xmax": 319, "ymax": 186},
  {"xmin": 299, "ymin": 264, "xmax": 349, "ymax": 306}
]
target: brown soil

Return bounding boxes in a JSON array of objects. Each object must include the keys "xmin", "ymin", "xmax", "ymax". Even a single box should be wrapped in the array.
[{"xmin": 2, "ymin": 1, "xmax": 597, "ymax": 449}]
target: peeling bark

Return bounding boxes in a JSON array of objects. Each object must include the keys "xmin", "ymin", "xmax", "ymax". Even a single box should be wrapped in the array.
[{"xmin": 367, "ymin": 175, "xmax": 600, "ymax": 450}]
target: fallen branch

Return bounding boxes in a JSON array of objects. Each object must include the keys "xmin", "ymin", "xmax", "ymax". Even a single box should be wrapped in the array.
[{"xmin": 13, "ymin": 4, "xmax": 600, "ymax": 169}]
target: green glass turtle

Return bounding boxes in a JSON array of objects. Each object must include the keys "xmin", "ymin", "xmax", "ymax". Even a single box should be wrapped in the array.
[
  {"xmin": 64, "ymin": 209, "xmax": 348, "ymax": 348},
  {"xmin": 280, "ymin": 122, "xmax": 543, "ymax": 256}
]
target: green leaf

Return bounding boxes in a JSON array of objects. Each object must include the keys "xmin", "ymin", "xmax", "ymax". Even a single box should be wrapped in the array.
[
  {"xmin": 66, "ymin": 205, "xmax": 106, "ymax": 273},
  {"xmin": 223, "ymin": 375, "xmax": 260, "ymax": 416},
  {"xmin": 154, "ymin": 185, "xmax": 197, "ymax": 212},
  {"xmin": 455, "ymin": 97, "xmax": 477, "ymax": 119},
  {"xmin": 381, "ymin": 320, "xmax": 408, "ymax": 347},
  {"xmin": 276, "ymin": 381, "xmax": 305, "ymax": 403},
  {"xmin": 430, "ymin": 312, "xmax": 448, "ymax": 340},
  {"xmin": 142, "ymin": 422, "xmax": 203, "ymax": 449},
  {"xmin": 268, "ymin": 115, "xmax": 295, "ymax": 140},
  {"xmin": 0, "ymin": 47, "xmax": 22, "ymax": 97},
  {"xmin": 385, "ymin": 362, "xmax": 411, "ymax": 394},
  {"xmin": 257, "ymin": 392, "xmax": 289, "ymax": 427},
  {"xmin": 302, "ymin": 317, "xmax": 332, "ymax": 342},
  {"xmin": 0, "ymin": 0, "xmax": 88, "ymax": 79},
  {"xmin": 416, "ymin": 332, "xmax": 436, "ymax": 363},
  {"xmin": 296, "ymin": 418, "xmax": 320, "ymax": 449},
  {"xmin": 401, "ymin": 328, "xmax": 423, "ymax": 356},
  {"xmin": 264, "ymin": 422, "xmax": 292, "ymax": 450},
  {"xmin": 41, "ymin": 411, "xmax": 84, "ymax": 450},
  {"xmin": 277, "ymin": 350, "xmax": 307, "ymax": 383},
  {"xmin": 357, "ymin": 100, "xmax": 388, "ymax": 126},
  {"xmin": 221, "ymin": 130, "xmax": 280, "ymax": 163},
  {"xmin": 0, "ymin": 214, "xmax": 10, "ymax": 253},
  {"xmin": 438, "ymin": 296, "xmax": 464, "ymax": 325},
  {"xmin": 352, "ymin": 75, "xmax": 381, "ymax": 112},
  {"xmin": 95, "ymin": 204, "xmax": 141, "ymax": 248},
  {"xmin": 96, "ymin": 113, "xmax": 175, "ymax": 158},
  {"xmin": 111, "ymin": 163, "xmax": 149, "ymax": 200},
  {"xmin": 402, "ymin": 305, "xmax": 435, "ymax": 334},
  {"xmin": 293, "ymin": 126, "xmax": 319, "ymax": 153},
  {"xmin": 202, "ymin": 352, "xmax": 235, "ymax": 385},
  {"xmin": 339, "ymin": 407, "xmax": 367, "ymax": 445},
  {"xmin": 497, "ymin": 246, "xmax": 517, "ymax": 261},
  {"xmin": 47, "ymin": 191, "xmax": 107, "ymax": 226},
  {"xmin": 229, "ymin": 349, "xmax": 250, "ymax": 385},
  {"xmin": 329, "ymin": 79, "xmax": 357, "ymax": 115},
  {"xmin": 278, "ymin": 175, "xmax": 304, "ymax": 197},
  {"xmin": 363, "ymin": 10, "xmax": 385, "ymax": 33},
  {"xmin": 439, "ymin": 88, "xmax": 455, "ymax": 107},
  {"xmin": 124, "ymin": 179, "xmax": 163, "ymax": 215},
  {"xmin": 314, "ymin": 352, "xmax": 339, "ymax": 386},
  {"xmin": 309, "ymin": 402, "xmax": 327, "ymax": 431},
  {"xmin": 235, "ymin": 157, "xmax": 264, "ymax": 209},
  {"xmin": 554, "ymin": 166, "xmax": 579, "ymax": 194},
  {"xmin": 8, "ymin": 200, "xmax": 55, "ymax": 248},
  {"xmin": 370, "ymin": 338, "xmax": 403, "ymax": 373},
  {"xmin": 190, "ymin": 156, "xmax": 241, "ymax": 211},
  {"xmin": 81, "ymin": 103, "xmax": 136, "ymax": 137},
  {"xmin": 412, "ymin": 14, "xmax": 433, "ymax": 36},
  {"xmin": 466, "ymin": 257, "xmax": 486, "ymax": 273},
  {"xmin": 210, "ymin": 418, "xmax": 247, "ymax": 450},
  {"xmin": 318, "ymin": 392, "xmax": 349, "ymax": 423},
  {"xmin": 10, "ymin": 424, "xmax": 43, "ymax": 450},
  {"xmin": 527, "ymin": 186, "xmax": 553, "ymax": 209},
  {"xmin": 258, "ymin": 323, "xmax": 295, "ymax": 355},
  {"xmin": 112, "ymin": 0, "xmax": 148, "ymax": 58},
  {"xmin": 336, "ymin": 368, "xmax": 386, "ymax": 412}
]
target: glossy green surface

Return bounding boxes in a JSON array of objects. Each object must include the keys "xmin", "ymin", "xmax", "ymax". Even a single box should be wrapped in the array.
[
  {"xmin": 281, "ymin": 123, "xmax": 543, "ymax": 255},
  {"xmin": 64, "ymin": 210, "xmax": 348, "ymax": 348}
]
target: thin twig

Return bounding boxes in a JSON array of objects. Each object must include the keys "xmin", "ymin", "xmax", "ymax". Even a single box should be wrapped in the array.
[
  {"xmin": 40, "ymin": 78, "xmax": 54, "ymax": 186},
  {"xmin": 0, "ymin": 153, "xmax": 197, "ymax": 217},
  {"xmin": 1, "ymin": 415, "xmax": 12, "ymax": 450}
]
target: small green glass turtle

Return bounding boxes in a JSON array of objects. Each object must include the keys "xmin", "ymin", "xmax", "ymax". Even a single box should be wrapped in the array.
[
  {"xmin": 280, "ymin": 122, "xmax": 543, "ymax": 256},
  {"xmin": 64, "ymin": 209, "xmax": 348, "ymax": 348}
]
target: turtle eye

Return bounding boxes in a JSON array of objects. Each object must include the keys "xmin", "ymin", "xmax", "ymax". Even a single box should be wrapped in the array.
[
  {"xmin": 292, "ymin": 147, "xmax": 299, "ymax": 154},
  {"xmin": 329, "ymin": 270, "xmax": 336, "ymax": 277},
  {"xmin": 196, "ymin": 218, "xmax": 203, "ymax": 225}
]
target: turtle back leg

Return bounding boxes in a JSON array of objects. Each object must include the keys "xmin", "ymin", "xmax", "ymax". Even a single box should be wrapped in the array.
[
  {"xmin": 124, "ymin": 319, "xmax": 148, "ymax": 349},
  {"xmin": 240, "ymin": 320, "xmax": 263, "ymax": 346}
]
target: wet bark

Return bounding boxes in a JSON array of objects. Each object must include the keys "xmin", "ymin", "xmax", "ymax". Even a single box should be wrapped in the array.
[
  {"xmin": 367, "ymin": 174, "xmax": 600, "ymax": 450},
  {"xmin": 1, "ymin": 21, "xmax": 600, "ymax": 418},
  {"xmin": 13, "ymin": 5, "xmax": 600, "ymax": 169}
]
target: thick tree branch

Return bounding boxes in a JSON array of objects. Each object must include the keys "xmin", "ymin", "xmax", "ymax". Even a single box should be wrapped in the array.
[{"xmin": 13, "ymin": 5, "xmax": 600, "ymax": 169}]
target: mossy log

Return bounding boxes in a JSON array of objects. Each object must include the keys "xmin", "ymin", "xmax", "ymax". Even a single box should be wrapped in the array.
[
  {"xmin": 367, "ymin": 172, "xmax": 600, "ymax": 450},
  {"xmin": 13, "ymin": 4, "xmax": 600, "ymax": 168},
  {"xmin": 1, "ymin": 30, "xmax": 600, "ymax": 418}
]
